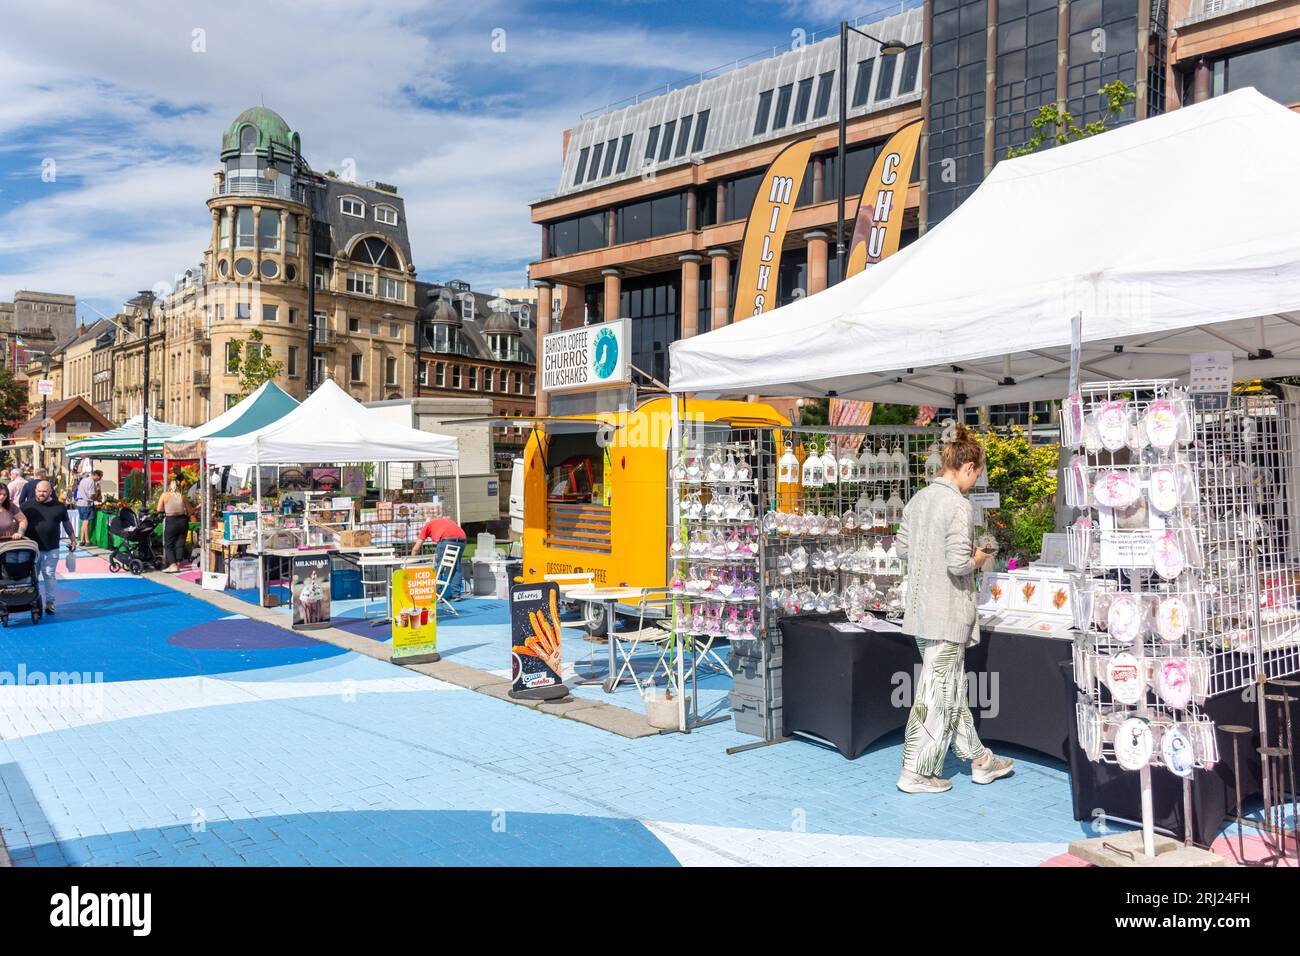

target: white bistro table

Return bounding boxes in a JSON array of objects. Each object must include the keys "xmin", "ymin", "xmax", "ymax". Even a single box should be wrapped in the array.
[{"xmin": 564, "ymin": 584, "xmax": 646, "ymax": 693}]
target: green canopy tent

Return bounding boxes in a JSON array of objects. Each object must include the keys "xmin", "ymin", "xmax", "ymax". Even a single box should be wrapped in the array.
[
  {"xmin": 63, "ymin": 414, "xmax": 188, "ymax": 460},
  {"xmin": 161, "ymin": 381, "xmax": 301, "ymax": 576},
  {"xmin": 64, "ymin": 414, "xmax": 188, "ymax": 549}
]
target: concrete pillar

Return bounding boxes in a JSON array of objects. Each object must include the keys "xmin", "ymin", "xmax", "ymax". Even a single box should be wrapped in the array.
[
  {"xmin": 1193, "ymin": 59, "xmax": 1212, "ymax": 103},
  {"xmin": 708, "ymin": 249, "xmax": 731, "ymax": 327},
  {"xmin": 813, "ymin": 157, "xmax": 826, "ymax": 204},
  {"xmin": 535, "ymin": 282, "xmax": 552, "ymax": 416},
  {"xmin": 601, "ymin": 268, "xmax": 621, "ymax": 324},
  {"xmin": 559, "ymin": 282, "xmax": 584, "ymax": 329},
  {"xmin": 679, "ymin": 255, "xmax": 702, "ymax": 339},
  {"xmin": 686, "ymin": 189, "xmax": 698, "ymax": 232},
  {"xmin": 606, "ymin": 208, "xmax": 618, "ymax": 246},
  {"xmin": 715, "ymin": 181, "xmax": 726, "ymax": 223},
  {"xmin": 805, "ymin": 230, "xmax": 830, "ymax": 295}
]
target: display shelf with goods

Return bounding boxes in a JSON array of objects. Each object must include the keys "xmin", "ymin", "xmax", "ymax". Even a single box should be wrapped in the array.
[
  {"xmin": 1064, "ymin": 378, "xmax": 1220, "ymax": 855},
  {"xmin": 666, "ymin": 420, "xmax": 942, "ymax": 742}
]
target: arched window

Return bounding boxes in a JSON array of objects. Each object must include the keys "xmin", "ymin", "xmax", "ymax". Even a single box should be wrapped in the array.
[
  {"xmin": 240, "ymin": 125, "xmax": 257, "ymax": 154},
  {"xmin": 351, "ymin": 236, "xmax": 400, "ymax": 270}
]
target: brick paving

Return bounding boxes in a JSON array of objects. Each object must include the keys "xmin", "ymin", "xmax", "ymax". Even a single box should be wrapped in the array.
[{"xmin": 0, "ymin": 550, "xmax": 1103, "ymax": 865}]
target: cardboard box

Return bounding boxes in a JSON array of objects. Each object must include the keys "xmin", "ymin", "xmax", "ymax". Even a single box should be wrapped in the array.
[{"xmin": 338, "ymin": 529, "xmax": 373, "ymax": 548}]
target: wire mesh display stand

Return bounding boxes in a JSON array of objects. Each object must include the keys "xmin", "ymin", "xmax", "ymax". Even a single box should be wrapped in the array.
[
  {"xmin": 667, "ymin": 414, "xmax": 774, "ymax": 733},
  {"xmin": 676, "ymin": 421, "xmax": 941, "ymax": 759},
  {"xmin": 1192, "ymin": 391, "xmax": 1300, "ymax": 863},
  {"xmin": 1067, "ymin": 379, "xmax": 1219, "ymax": 859}
]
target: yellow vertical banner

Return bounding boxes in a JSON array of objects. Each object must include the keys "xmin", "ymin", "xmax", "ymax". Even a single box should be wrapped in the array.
[
  {"xmin": 732, "ymin": 136, "xmax": 816, "ymax": 323},
  {"xmin": 846, "ymin": 119, "xmax": 922, "ymax": 278}
]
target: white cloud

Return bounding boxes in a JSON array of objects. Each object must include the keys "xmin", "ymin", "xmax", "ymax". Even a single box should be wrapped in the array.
[{"xmin": 0, "ymin": 0, "xmax": 776, "ymax": 306}]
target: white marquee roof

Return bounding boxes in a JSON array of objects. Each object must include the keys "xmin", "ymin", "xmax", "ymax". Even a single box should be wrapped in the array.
[{"xmin": 670, "ymin": 89, "xmax": 1300, "ymax": 405}]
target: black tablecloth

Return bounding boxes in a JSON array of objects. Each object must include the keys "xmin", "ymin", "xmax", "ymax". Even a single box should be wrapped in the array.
[
  {"xmin": 780, "ymin": 613, "xmax": 1288, "ymax": 846},
  {"xmin": 780, "ymin": 614, "xmax": 1073, "ymax": 761}
]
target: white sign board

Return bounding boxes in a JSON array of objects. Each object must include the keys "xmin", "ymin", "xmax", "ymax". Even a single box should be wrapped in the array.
[
  {"xmin": 541, "ymin": 319, "xmax": 631, "ymax": 393},
  {"xmin": 1189, "ymin": 351, "xmax": 1233, "ymax": 395},
  {"xmin": 37, "ymin": 379, "xmax": 55, "ymax": 396}
]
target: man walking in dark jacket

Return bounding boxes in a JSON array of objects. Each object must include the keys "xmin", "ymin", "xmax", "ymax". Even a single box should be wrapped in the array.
[{"xmin": 22, "ymin": 480, "xmax": 75, "ymax": 613}]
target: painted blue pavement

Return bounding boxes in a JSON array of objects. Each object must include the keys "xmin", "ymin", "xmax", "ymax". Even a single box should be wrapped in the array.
[
  {"xmin": 0, "ymin": 569, "xmax": 1092, "ymax": 866},
  {"xmin": 0, "ymin": 576, "xmax": 347, "ymax": 683}
]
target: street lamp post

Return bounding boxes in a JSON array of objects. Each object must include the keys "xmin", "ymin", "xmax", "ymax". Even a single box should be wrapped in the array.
[
  {"xmin": 836, "ymin": 20, "xmax": 907, "ymax": 285},
  {"xmin": 136, "ymin": 290, "xmax": 157, "ymax": 504}
]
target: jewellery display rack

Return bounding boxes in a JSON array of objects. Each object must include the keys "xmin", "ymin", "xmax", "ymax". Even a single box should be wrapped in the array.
[
  {"xmin": 1065, "ymin": 379, "xmax": 1218, "ymax": 854},
  {"xmin": 670, "ymin": 421, "xmax": 946, "ymax": 743},
  {"xmin": 1189, "ymin": 392, "xmax": 1300, "ymax": 862},
  {"xmin": 669, "ymin": 424, "xmax": 774, "ymax": 735}
]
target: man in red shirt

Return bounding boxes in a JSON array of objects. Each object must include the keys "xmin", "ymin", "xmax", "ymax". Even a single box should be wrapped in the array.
[{"xmin": 410, "ymin": 516, "xmax": 467, "ymax": 598}]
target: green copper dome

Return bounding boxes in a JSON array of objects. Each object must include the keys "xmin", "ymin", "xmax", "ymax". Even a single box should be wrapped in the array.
[{"xmin": 221, "ymin": 107, "xmax": 300, "ymax": 162}]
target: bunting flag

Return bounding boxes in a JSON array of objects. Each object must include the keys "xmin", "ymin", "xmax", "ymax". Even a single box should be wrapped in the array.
[
  {"xmin": 845, "ymin": 119, "xmax": 922, "ymax": 277},
  {"xmin": 829, "ymin": 398, "xmax": 876, "ymax": 454},
  {"xmin": 732, "ymin": 136, "xmax": 816, "ymax": 323}
]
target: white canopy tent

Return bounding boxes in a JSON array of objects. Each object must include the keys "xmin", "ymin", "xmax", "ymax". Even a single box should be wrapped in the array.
[
  {"xmin": 201, "ymin": 379, "xmax": 461, "ymax": 593},
  {"xmin": 204, "ymin": 378, "xmax": 458, "ymax": 465},
  {"xmin": 669, "ymin": 89, "xmax": 1300, "ymax": 405}
]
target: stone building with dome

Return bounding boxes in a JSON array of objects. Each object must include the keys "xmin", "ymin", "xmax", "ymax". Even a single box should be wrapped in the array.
[
  {"xmin": 150, "ymin": 106, "xmax": 422, "ymax": 425},
  {"xmin": 414, "ymin": 280, "xmax": 537, "ymax": 470}
]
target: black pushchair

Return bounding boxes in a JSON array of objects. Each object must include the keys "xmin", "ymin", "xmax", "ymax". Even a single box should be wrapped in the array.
[
  {"xmin": 108, "ymin": 506, "xmax": 164, "ymax": 575},
  {"xmin": 0, "ymin": 538, "xmax": 43, "ymax": 626}
]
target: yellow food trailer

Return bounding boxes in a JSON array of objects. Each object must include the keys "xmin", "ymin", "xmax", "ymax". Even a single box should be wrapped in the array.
[{"xmin": 518, "ymin": 397, "xmax": 789, "ymax": 633}]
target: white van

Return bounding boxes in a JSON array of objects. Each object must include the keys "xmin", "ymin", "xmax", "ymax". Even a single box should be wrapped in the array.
[{"xmin": 509, "ymin": 457, "xmax": 524, "ymax": 539}]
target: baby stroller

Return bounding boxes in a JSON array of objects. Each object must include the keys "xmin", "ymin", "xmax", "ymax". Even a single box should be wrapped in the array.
[
  {"xmin": 0, "ymin": 538, "xmax": 43, "ymax": 626},
  {"xmin": 107, "ymin": 506, "xmax": 164, "ymax": 575}
]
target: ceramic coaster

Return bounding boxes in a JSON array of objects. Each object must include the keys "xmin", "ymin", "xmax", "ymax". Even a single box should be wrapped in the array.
[
  {"xmin": 1106, "ymin": 651, "xmax": 1145, "ymax": 705},
  {"xmin": 1151, "ymin": 530, "xmax": 1186, "ymax": 580},
  {"xmin": 1096, "ymin": 400, "xmax": 1130, "ymax": 452},
  {"xmin": 1144, "ymin": 400, "xmax": 1179, "ymax": 451},
  {"xmin": 1156, "ymin": 596, "xmax": 1188, "ymax": 643},
  {"xmin": 1157, "ymin": 658, "xmax": 1193, "ymax": 709},
  {"xmin": 1148, "ymin": 466, "xmax": 1180, "ymax": 514},
  {"xmin": 1106, "ymin": 594, "xmax": 1142, "ymax": 644},
  {"xmin": 1094, "ymin": 470, "xmax": 1141, "ymax": 509},
  {"xmin": 1115, "ymin": 716, "xmax": 1154, "ymax": 770},
  {"xmin": 1161, "ymin": 725, "xmax": 1196, "ymax": 778}
]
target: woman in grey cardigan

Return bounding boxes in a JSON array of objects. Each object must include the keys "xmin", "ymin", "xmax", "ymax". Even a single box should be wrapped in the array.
[{"xmin": 894, "ymin": 424, "xmax": 1014, "ymax": 794}]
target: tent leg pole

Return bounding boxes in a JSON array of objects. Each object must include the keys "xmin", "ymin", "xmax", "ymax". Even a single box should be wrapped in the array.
[
  {"xmin": 454, "ymin": 459, "xmax": 461, "ymax": 527},
  {"xmin": 201, "ymin": 454, "xmax": 209, "ymax": 577},
  {"xmin": 255, "ymin": 462, "xmax": 264, "ymax": 607}
]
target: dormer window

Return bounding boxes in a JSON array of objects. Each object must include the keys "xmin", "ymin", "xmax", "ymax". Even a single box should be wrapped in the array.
[
  {"xmin": 457, "ymin": 293, "xmax": 476, "ymax": 321},
  {"xmin": 340, "ymin": 196, "xmax": 365, "ymax": 218},
  {"xmin": 240, "ymin": 125, "xmax": 257, "ymax": 154},
  {"xmin": 374, "ymin": 204, "xmax": 398, "ymax": 225}
]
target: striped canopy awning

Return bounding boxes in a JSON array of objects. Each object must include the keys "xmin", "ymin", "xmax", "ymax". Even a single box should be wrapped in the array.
[{"xmin": 64, "ymin": 415, "xmax": 189, "ymax": 460}]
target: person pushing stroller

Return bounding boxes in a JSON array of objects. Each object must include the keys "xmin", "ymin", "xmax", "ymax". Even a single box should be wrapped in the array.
[{"xmin": 22, "ymin": 480, "xmax": 75, "ymax": 613}]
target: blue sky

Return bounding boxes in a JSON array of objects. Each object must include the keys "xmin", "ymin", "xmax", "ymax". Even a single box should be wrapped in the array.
[{"xmin": 0, "ymin": 0, "xmax": 905, "ymax": 322}]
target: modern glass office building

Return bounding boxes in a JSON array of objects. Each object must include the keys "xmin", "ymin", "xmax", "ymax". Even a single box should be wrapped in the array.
[{"xmin": 529, "ymin": 0, "xmax": 1300, "ymax": 415}]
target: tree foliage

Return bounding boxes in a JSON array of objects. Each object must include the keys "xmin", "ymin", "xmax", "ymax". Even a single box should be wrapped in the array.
[
  {"xmin": 1007, "ymin": 81, "xmax": 1136, "ymax": 158},
  {"xmin": 226, "ymin": 329, "xmax": 285, "ymax": 401},
  {"xmin": 0, "ymin": 367, "xmax": 29, "ymax": 467},
  {"xmin": 980, "ymin": 426, "xmax": 1058, "ymax": 562}
]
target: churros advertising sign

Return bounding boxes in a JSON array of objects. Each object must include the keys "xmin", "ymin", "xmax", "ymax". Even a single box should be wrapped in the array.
[
  {"xmin": 508, "ymin": 582, "xmax": 569, "ymax": 700},
  {"xmin": 390, "ymin": 567, "xmax": 440, "ymax": 663}
]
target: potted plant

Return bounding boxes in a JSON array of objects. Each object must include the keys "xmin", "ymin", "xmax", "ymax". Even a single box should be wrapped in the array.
[{"xmin": 642, "ymin": 633, "xmax": 690, "ymax": 729}]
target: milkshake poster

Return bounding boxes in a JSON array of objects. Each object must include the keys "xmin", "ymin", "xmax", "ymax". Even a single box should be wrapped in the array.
[
  {"xmin": 390, "ymin": 567, "xmax": 440, "ymax": 663},
  {"xmin": 292, "ymin": 554, "xmax": 332, "ymax": 630}
]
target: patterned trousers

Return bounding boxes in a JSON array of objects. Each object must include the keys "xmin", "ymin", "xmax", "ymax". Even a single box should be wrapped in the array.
[{"xmin": 901, "ymin": 637, "xmax": 989, "ymax": 777}]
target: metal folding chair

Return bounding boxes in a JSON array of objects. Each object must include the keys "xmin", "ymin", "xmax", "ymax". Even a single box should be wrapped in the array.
[
  {"xmin": 610, "ymin": 589, "xmax": 675, "ymax": 693},
  {"xmin": 433, "ymin": 542, "xmax": 463, "ymax": 618},
  {"xmin": 358, "ymin": 548, "xmax": 396, "ymax": 621}
]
